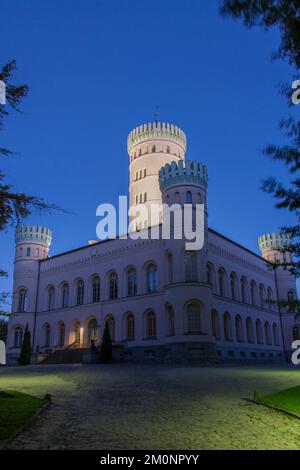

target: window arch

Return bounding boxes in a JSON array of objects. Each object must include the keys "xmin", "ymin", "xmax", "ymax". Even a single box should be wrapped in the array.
[
  {"xmin": 105, "ymin": 315, "xmax": 115, "ymax": 342},
  {"xmin": 250, "ymin": 281, "xmax": 257, "ymax": 306},
  {"xmin": 218, "ymin": 268, "xmax": 227, "ymax": 297},
  {"xmin": 14, "ymin": 326, "xmax": 23, "ymax": 348},
  {"xmin": 223, "ymin": 312, "xmax": 232, "ymax": 341},
  {"xmin": 246, "ymin": 317, "xmax": 254, "ymax": 343},
  {"xmin": 211, "ymin": 310, "xmax": 220, "ymax": 339},
  {"xmin": 126, "ymin": 313, "xmax": 135, "ymax": 340},
  {"xmin": 264, "ymin": 321, "xmax": 272, "ymax": 345},
  {"xmin": 88, "ymin": 319, "xmax": 98, "ymax": 345},
  {"xmin": 259, "ymin": 284, "xmax": 266, "ymax": 309},
  {"xmin": 147, "ymin": 264, "xmax": 158, "ymax": 293},
  {"xmin": 230, "ymin": 273, "xmax": 238, "ymax": 300},
  {"xmin": 152, "ymin": 145, "xmax": 156, "ymax": 153},
  {"xmin": 62, "ymin": 283, "xmax": 69, "ymax": 308},
  {"xmin": 273, "ymin": 323, "xmax": 280, "ymax": 346},
  {"xmin": 240, "ymin": 277, "xmax": 248, "ymax": 303},
  {"xmin": 186, "ymin": 191, "xmax": 192, "ymax": 204},
  {"xmin": 43, "ymin": 323, "xmax": 51, "ymax": 347},
  {"xmin": 146, "ymin": 311, "xmax": 156, "ymax": 338},
  {"xmin": 76, "ymin": 280, "xmax": 84, "ymax": 305},
  {"xmin": 18, "ymin": 289, "xmax": 27, "ymax": 313},
  {"xmin": 207, "ymin": 263, "xmax": 216, "ymax": 290},
  {"xmin": 167, "ymin": 305, "xmax": 175, "ymax": 336},
  {"xmin": 57, "ymin": 321, "xmax": 65, "ymax": 347},
  {"xmin": 127, "ymin": 269, "xmax": 137, "ymax": 297},
  {"xmin": 26, "ymin": 247, "xmax": 31, "ymax": 257},
  {"xmin": 109, "ymin": 272, "xmax": 118, "ymax": 299},
  {"xmin": 48, "ymin": 286, "xmax": 55, "ymax": 310},
  {"xmin": 293, "ymin": 325, "xmax": 300, "ymax": 341},
  {"xmin": 186, "ymin": 302, "xmax": 203, "ymax": 334},
  {"xmin": 256, "ymin": 319, "xmax": 263, "ymax": 344},
  {"xmin": 235, "ymin": 315, "xmax": 244, "ymax": 342},
  {"xmin": 184, "ymin": 251, "xmax": 197, "ymax": 282},
  {"xmin": 92, "ymin": 276, "xmax": 100, "ymax": 303}
]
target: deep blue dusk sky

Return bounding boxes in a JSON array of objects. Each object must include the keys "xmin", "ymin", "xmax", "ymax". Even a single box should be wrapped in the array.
[{"xmin": 1, "ymin": 0, "xmax": 298, "ymax": 305}]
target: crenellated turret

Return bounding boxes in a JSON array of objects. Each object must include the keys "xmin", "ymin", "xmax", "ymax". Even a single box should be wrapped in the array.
[{"xmin": 258, "ymin": 232, "xmax": 292, "ymax": 264}]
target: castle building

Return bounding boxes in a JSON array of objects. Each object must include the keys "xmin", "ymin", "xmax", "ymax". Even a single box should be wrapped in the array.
[{"xmin": 6, "ymin": 122, "xmax": 299, "ymax": 364}]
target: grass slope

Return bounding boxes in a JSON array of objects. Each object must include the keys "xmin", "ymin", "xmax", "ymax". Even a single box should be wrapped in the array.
[
  {"xmin": 0, "ymin": 390, "xmax": 47, "ymax": 440},
  {"xmin": 257, "ymin": 386, "xmax": 300, "ymax": 416}
]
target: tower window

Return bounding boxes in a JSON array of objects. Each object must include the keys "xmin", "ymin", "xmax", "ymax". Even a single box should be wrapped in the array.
[
  {"xmin": 143, "ymin": 168, "xmax": 146, "ymax": 177},
  {"xmin": 186, "ymin": 191, "xmax": 192, "ymax": 204},
  {"xmin": 26, "ymin": 247, "xmax": 31, "ymax": 257},
  {"xmin": 167, "ymin": 145, "xmax": 170, "ymax": 153},
  {"xmin": 143, "ymin": 192, "xmax": 147, "ymax": 203},
  {"xmin": 152, "ymin": 145, "xmax": 156, "ymax": 153}
]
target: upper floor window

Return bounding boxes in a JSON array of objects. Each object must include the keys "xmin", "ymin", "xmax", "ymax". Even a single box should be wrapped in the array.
[
  {"xmin": 62, "ymin": 283, "xmax": 69, "ymax": 308},
  {"xmin": 48, "ymin": 286, "xmax": 55, "ymax": 310},
  {"xmin": 127, "ymin": 269, "xmax": 137, "ymax": 297},
  {"xmin": 240, "ymin": 278, "xmax": 247, "ymax": 303},
  {"xmin": 218, "ymin": 269, "xmax": 226, "ymax": 297},
  {"xmin": 250, "ymin": 281, "xmax": 257, "ymax": 306},
  {"xmin": 92, "ymin": 276, "xmax": 100, "ymax": 303},
  {"xmin": 147, "ymin": 264, "xmax": 158, "ymax": 293},
  {"xmin": 146, "ymin": 311, "xmax": 156, "ymax": 338},
  {"xmin": 76, "ymin": 280, "xmax": 84, "ymax": 305},
  {"xmin": 109, "ymin": 273, "xmax": 118, "ymax": 299},
  {"xmin": 230, "ymin": 273, "xmax": 237, "ymax": 300},
  {"xmin": 18, "ymin": 289, "xmax": 27, "ymax": 313},
  {"xmin": 186, "ymin": 191, "xmax": 192, "ymax": 204},
  {"xmin": 126, "ymin": 313, "xmax": 135, "ymax": 340},
  {"xmin": 184, "ymin": 251, "xmax": 197, "ymax": 282},
  {"xmin": 186, "ymin": 302, "xmax": 202, "ymax": 334}
]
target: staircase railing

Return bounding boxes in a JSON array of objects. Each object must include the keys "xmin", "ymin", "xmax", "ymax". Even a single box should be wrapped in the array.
[{"xmin": 64, "ymin": 339, "xmax": 80, "ymax": 350}]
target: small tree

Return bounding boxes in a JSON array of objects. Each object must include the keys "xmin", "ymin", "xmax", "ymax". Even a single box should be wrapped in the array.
[
  {"xmin": 19, "ymin": 323, "xmax": 32, "ymax": 366},
  {"xmin": 101, "ymin": 321, "xmax": 112, "ymax": 363}
]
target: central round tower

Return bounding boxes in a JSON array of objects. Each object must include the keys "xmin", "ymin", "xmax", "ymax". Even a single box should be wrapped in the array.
[{"xmin": 127, "ymin": 121, "xmax": 187, "ymax": 227}]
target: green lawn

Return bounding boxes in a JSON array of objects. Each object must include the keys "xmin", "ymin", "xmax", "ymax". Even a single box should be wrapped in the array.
[
  {"xmin": 0, "ymin": 390, "xmax": 48, "ymax": 441},
  {"xmin": 256, "ymin": 386, "xmax": 300, "ymax": 416}
]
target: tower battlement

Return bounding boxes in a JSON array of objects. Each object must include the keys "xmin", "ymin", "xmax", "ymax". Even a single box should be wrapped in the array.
[
  {"xmin": 16, "ymin": 225, "xmax": 52, "ymax": 247},
  {"xmin": 127, "ymin": 121, "xmax": 187, "ymax": 153},
  {"xmin": 258, "ymin": 232, "xmax": 291, "ymax": 255},
  {"xmin": 159, "ymin": 160, "xmax": 208, "ymax": 192}
]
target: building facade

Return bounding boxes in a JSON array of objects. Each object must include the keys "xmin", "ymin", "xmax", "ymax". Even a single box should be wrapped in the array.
[{"xmin": 6, "ymin": 121, "xmax": 299, "ymax": 364}]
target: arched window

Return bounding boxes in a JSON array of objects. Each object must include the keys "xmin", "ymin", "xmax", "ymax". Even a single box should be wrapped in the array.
[
  {"xmin": 267, "ymin": 287, "xmax": 273, "ymax": 310},
  {"xmin": 92, "ymin": 276, "xmax": 100, "ymax": 303},
  {"xmin": 147, "ymin": 264, "xmax": 158, "ymax": 293},
  {"xmin": 211, "ymin": 310, "xmax": 220, "ymax": 339},
  {"xmin": 14, "ymin": 326, "xmax": 23, "ymax": 348},
  {"xmin": 264, "ymin": 321, "xmax": 272, "ymax": 345},
  {"xmin": 48, "ymin": 286, "xmax": 55, "ymax": 310},
  {"xmin": 235, "ymin": 315, "xmax": 244, "ymax": 342},
  {"xmin": 167, "ymin": 252, "xmax": 173, "ymax": 284},
  {"xmin": 250, "ymin": 281, "xmax": 257, "ymax": 306},
  {"xmin": 109, "ymin": 273, "xmax": 118, "ymax": 299},
  {"xmin": 186, "ymin": 302, "xmax": 202, "ymax": 334},
  {"xmin": 146, "ymin": 311, "xmax": 156, "ymax": 338},
  {"xmin": 207, "ymin": 263, "xmax": 215, "ymax": 289},
  {"xmin": 240, "ymin": 277, "xmax": 247, "ymax": 303},
  {"xmin": 184, "ymin": 251, "xmax": 197, "ymax": 282},
  {"xmin": 246, "ymin": 317, "xmax": 254, "ymax": 343},
  {"xmin": 18, "ymin": 289, "xmax": 27, "ymax": 313},
  {"xmin": 256, "ymin": 319, "xmax": 263, "ymax": 344},
  {"xmin": 127, "ymin": 269, "xmax": 137, "ymax": 297},
  {"xmin": 106, "ymin": 316, "xmax": 115, "ymax": 341},
  {"xmin": 293, "ymin": 325, "xmax": 300, "ymax": 341},
  {"xmin": 167, "ymin": 306, "xmax": 175, "ymax": 336},
  {"xmin": 223, "ymin": 312, "xmax": 232, "ymax": 341},
  {"xmin": 76, "ymin": 280, "xmax": 84, "ymax": 305},
  {"xmin": 143, "ymin": 193, "xmax": 147, "ymax": 203},
  {"xmin": 57, "ymin": 322, "xmax": 65, "ymax": 346},
  {"xmin": 62, "ymin": 283, "xmax": 69, "ymax": 308},
  {"xmin": 152, "ymin": 145, "xmax": 156, "ymax": 153},
  {"xmin": 166, "ymin": 145, "xmax": 170, "ymax": 153},
  {"xmin": 259, "ymin": 284, "xmax": 266, "ymax": 309},
  {"xmin": 26, "ymin": 247, "xmax": 31, "ymax": 257},
  {"xmin": 273, "ymin": 323, "xmax": 280, "ymax": 346},
  {"xmin": 44, "ymin": 323, "xmax": 51, "ymax": 347},
  {"xmin": 186, "ymin": 191, "xmax": 192, "ymax": 204},
  {"xmin": 218, "ymin": 268, "xmax": 226, "ymax": 297},
  {"xmin": 126, "ymin": 313, "xmax": 135, "ymax": 340},
  {"xmin": 88, "ymin": 319, "xmax": 98, "ymax": 345},
  {"xmin": 288, "ymin": 291, "xmax": 295, "ymax": 311},
  {"xmin": 230, "ymin": 273, "xmax": 237, "ymax": 300}
]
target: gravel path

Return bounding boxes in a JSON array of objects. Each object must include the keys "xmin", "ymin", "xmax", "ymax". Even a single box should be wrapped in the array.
[{"xmin": 1, "ymin": 363, "xmax": 300, "ymax": 449}]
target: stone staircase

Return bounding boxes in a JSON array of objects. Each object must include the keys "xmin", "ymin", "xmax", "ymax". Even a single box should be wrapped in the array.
[{"xmin": 41, "ymin": 347, "xmax": 89, "ymax": 365}]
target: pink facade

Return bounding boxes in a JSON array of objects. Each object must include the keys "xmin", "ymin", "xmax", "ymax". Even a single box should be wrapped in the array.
[{"xmin": 6, "ymin": 122, "xmax": 299, "ymax": 364}]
